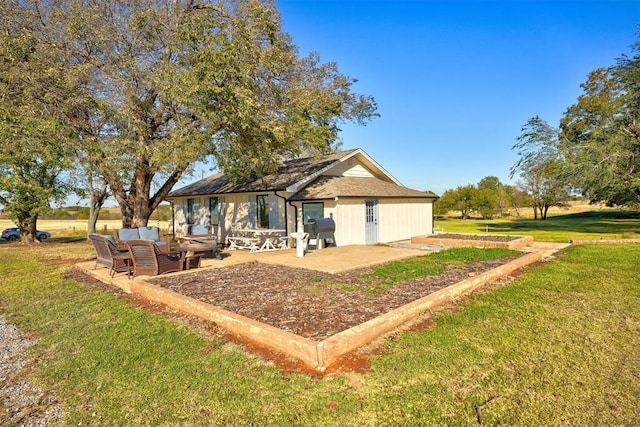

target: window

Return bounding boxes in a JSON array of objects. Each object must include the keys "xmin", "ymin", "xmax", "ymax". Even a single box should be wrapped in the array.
[
  {"xmin": 209, "ymin": 197, "xmax": 219, "ymax": 226},
  {"xmin": 365, "ymin": 200, "xmax": 375, "ymax": 223},
  {"xmin": 256, "ymin": 195, "xmax": 269, "ymax": 228},
  {"xmin": 302, "ymin": 202, "xmax": 324, "ymax": 223},
  {"xmin": 186, "ymin": 198, "xmax": 198, "ymax": 224}
]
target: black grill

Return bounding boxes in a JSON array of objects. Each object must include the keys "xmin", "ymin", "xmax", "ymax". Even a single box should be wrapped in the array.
[{"xmin": 305, "ymin": 218, "xmax": 336, "ymax": 248}]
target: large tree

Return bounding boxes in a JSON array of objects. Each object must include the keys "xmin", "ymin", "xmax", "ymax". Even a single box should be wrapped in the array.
[
  {"xmin": 7, "ymin": 0, "xmax": 377, "ymax": 227},
  {"xmin": 560, "ymin": 39, "xmax": 640, "ymax": 206},
  {"xmin": 0, "ymin": 2, "xmax": 76, "ymax": 242},
  {"xmin": 436, "ymin": 185, "xmax": 477, "ymax": 219},
  {"xmin": 511, "ymin": 116, "xmax": 571, "ymax": 220}
]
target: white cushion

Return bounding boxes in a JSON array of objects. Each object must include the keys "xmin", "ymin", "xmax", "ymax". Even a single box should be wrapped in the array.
[
  {"xmin": 191, "ymin": 225, "xmax": 209, "ymax": 235},
  {"xmin": 138, "ymin": 227, "xmax": 160, "ymax": 241},
  {"xmin": 118, "ymin": 228, "xmax": 140, "ymax": 241}
]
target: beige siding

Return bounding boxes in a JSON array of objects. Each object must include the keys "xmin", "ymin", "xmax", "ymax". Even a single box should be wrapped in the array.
[
  {"xmin": 172, "ymin": 194, "xmax": 434, "ymax": 247},
  {"xmin": 289, "ymin": 198, "xmax": 434, "ymax": 246},
  {"xmin": 334, "ymin": 199, "xmax": 367, "ymax": 245},
  {"xmin": 172, "ymin": 193, "xmax": 286, "ymax": 243},
  {"xmin": 377, "ymin": 199, "xmax": 433, "ymax": 243},
  {"xmin": 325, "ymin": 158, "xmax": 374, "ymax": 178}
]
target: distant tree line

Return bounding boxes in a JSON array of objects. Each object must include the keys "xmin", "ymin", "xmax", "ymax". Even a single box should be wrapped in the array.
[{"xmin": 434, "ymin": 176, "xmax": 531, "ymax": 219}]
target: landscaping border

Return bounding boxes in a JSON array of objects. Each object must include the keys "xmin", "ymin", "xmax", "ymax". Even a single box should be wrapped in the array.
[
  {"xmin": 411, "ymin": 234, "xmax": 534, "ymax": 249},
  {"xmin": 570, "ymin": 238, "xmax": 640, "ymax": 245},
  {"xmin": 81, "ymin": 250, "xmax": 542, "ymax": 373}
]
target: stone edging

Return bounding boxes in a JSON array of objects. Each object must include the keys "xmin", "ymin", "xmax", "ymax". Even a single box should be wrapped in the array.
[
  {"xmin": 88, "ymin": 250, "xmax": 542, "ymax": 373},
  {"xmin": 570, "ymin": 238, "xmax": 640, "ymax": 245},
  {"xmin": 411, "ymin": 234, "xmax": 534, "ymax": 250}
]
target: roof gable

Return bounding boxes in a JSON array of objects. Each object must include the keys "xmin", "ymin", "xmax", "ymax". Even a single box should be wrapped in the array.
[{"xmin": 167, "ymin": 148, "xmax": 413, "ymax": 199}]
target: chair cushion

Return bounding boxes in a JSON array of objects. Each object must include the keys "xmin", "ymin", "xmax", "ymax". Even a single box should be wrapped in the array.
[
  {"xmin": 103, "ymin": 235, "xmax": 117, "ymax": 246},
  {"xmin": 191, "ymin": 225, "xmax": 209, "ymax": 235},
  {"xmin": 118, "ymin": 228, "xmax": 140, "ymax": 241},
  {"xmin": 138, "ymin": 227, "xmax": 159, "ymax": 242}
]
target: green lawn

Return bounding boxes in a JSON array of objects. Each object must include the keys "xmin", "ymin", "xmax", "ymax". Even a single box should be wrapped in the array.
[
  {"xmin": 436, "ymin": 210, "xmax": 640, "ymax": 242},
  {"xmin": 1, "ymin": 224, "xmax": 639, "ymax": 425}
]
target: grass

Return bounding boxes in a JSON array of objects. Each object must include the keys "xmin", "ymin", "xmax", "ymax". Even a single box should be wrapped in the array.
[
  {"xmin": 1, "ymin": 215, "xmax": 639, "ymax": 425},
  {"xmin": 361, "ymin": 247, "xmax": 520, "ymax": 290},
  {"xmin": 436, "ymin": 210, "xmax": 640, "ymax": 242}
]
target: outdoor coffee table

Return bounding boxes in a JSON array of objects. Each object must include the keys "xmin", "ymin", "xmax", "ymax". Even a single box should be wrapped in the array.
[{"xmin": 173, "ymin": 244, "xmax": 222, "ymax": 270}]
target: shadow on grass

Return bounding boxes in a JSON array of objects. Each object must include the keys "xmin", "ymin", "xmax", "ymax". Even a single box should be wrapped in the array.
[{"xmin": 0, "ymin": 236, "xmax": 87, "ymax": 246}]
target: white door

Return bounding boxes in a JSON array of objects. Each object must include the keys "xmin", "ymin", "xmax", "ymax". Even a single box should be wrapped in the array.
[{"xmin": 365, "ymin": 199, "xmax": 378, "ymax": 244}]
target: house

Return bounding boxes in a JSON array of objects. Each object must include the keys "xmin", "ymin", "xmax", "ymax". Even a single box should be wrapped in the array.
[{"xmin": 166, "ymin": 148, "xmax": 439, "ymax": 246}]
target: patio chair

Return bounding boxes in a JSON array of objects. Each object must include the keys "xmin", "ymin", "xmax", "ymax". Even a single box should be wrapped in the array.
[
  {"xmin": 125, "ymin": 239, "xmax": 183, "ymax": 277},
  {"xmin": 88, "ymin": 233, "xmax": 131, "ymax": 277}
]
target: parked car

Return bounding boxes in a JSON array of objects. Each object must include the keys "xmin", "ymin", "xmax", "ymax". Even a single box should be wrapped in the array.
[{"xmin": 1, "ymin": 227, "xmax": 51, "ymax": 241}]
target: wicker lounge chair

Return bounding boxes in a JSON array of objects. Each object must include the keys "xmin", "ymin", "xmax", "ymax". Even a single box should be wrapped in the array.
[
  {"xmin": 88, "ymin": 233, "xmax": 131, "ymax": 277},
  {"xmin": 126, "ymin": 239, "xmax": 182, "ymax": 277}
]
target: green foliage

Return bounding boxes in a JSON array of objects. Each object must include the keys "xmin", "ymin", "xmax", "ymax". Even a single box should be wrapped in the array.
[
  {"xmin": 436, "ymin": 177, "xmax": 517, "ymax": 219},
  {"xmin": 1, "ymin": 0, "xmax": 377, "ymax": 228},
  {"xmin": 511, "ymin": 28, "xmax": 640, "ymax": 212},
  {"xmin": 0, "ymin": 13, "xmax": 77, "ymax": 240},
  {"xmin": 511, "ymin": 116, "xmax": 572, "ymax": 219},
  {"xmin": 76, "ymin": 207, "xmax": 90, "ymax": 220},
  {"xmin": 152, "ymin": 204, "xmax": 171, "ymax": 222},
  {"xmin": 561, "ymin": 52, "xmax": 640, "ymax": 206}
]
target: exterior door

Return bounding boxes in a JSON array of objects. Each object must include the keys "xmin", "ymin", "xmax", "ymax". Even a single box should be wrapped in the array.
[{"xmin": 365, "ymin": 199, "xmax": 378, "ymax": 244}]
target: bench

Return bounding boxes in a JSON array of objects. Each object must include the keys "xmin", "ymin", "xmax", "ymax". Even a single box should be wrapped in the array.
[{"xmin": 227, "ymin": 236, "xmax": 260, "ymax": 252}]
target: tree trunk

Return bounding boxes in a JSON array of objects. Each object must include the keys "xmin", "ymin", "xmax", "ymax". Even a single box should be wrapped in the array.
[
  {"xmin": 87, "ymin": 182, "xmax": 109, "ymax": 235},
  {"xmin": 97, "ymin": 135, "xmax": 186, "ymax": 229},
  {"xmin": 541, "ymin": 204, "xmax": 550, "ymax": 220},
  {"xmin": 17, "ymin": 214, "xmax": 39, "ymax": 244}
]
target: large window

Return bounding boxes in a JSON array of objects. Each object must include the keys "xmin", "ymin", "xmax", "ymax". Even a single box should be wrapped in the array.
[
  {"xmin": 186, "ymin": 198, "xmax": 199, "ymax": 224},
  {"xmin": 256, "ymin": 195, "xmax": 269, "ymax": 228},
  {"xmin": 302, "ymin": 202, "xmax": 324, "ymax": 223}
]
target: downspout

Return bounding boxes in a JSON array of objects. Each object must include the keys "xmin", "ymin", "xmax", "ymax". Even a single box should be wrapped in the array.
[
  {"xmin": 288, "ymin": 201, "xmax": 298, "ymax": 232},
  {"xmin": 274, "ymin": 191, "xmax": 289, "ymax": 233},
  {"xmin": 170, "ymin": 201, "xmax": 175, "ymax": 239}
]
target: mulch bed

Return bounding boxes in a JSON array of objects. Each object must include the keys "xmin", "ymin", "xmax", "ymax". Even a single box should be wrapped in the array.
[{"xmin": 148, "ymin": 257, "xmax": 518, "ymax": 341}]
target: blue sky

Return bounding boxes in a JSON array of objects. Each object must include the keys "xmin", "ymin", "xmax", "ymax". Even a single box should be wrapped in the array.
[{"xmin": 273, "ymin": 0, "xmax": 639, "ymax": 195}]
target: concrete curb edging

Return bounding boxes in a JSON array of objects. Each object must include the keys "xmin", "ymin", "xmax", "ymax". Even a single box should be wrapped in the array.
[
  {"xmin": 411, "ymin": 234, "xmax": 534, "ymax": 250},
  {"xmin": 316, "ymin": 250, "xmax": 542, "ymax": 369},
  {"xmin": 97, "ymin": 250, "xmax": 542, "ymax": 373},
  {"xmin": 571, "ymin": 238, "xmax": 640, "ymax": 245}
]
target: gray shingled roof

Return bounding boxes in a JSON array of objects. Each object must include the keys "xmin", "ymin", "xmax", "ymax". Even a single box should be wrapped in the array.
[
  {"xmin": 168, "ymin": 149, "xmax": 357, "ymax": 198},
  {"xmin": 290, "ymin": 176, "xmax": 438, "ymax": 201}
]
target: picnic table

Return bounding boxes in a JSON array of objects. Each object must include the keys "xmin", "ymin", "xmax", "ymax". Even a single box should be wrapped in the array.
[{"xmin": 228, "ymin": 228, "xmax": 288, "ymax": 253}]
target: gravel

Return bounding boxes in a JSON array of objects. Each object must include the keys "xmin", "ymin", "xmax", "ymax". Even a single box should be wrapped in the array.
[{"xmin": 0, "ymin": 315, "xmax": 63, "ymax": 426}]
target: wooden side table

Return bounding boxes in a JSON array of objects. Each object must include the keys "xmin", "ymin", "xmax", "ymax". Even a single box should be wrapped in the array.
[{"xmin": 111, "ymin": 251, "xmax": 132, "ymax": 279}]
